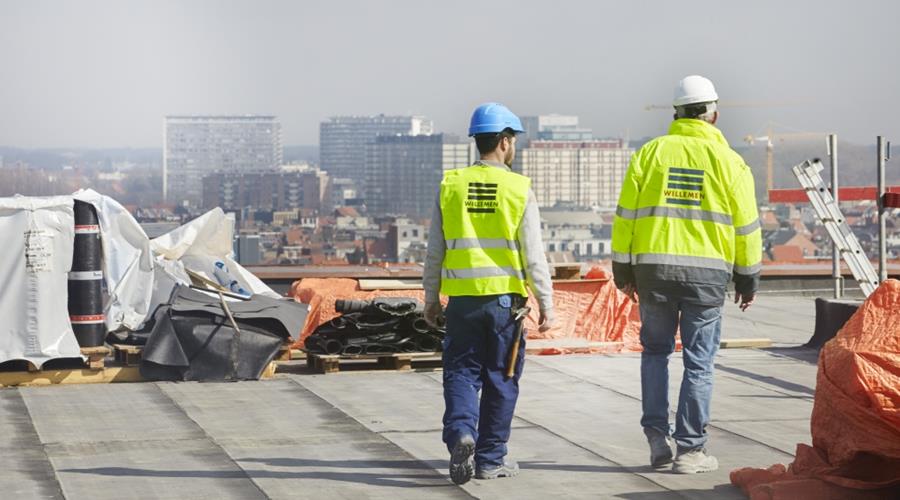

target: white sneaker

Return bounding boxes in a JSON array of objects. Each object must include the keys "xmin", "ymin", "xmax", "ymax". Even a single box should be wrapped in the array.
[
  {"xmin": 475, "ymin": 459, "xmax": 519, "ymax": 480},
  {"xmin": 673, "ymin": 448, "xmax": 718, "ymax": 474}
]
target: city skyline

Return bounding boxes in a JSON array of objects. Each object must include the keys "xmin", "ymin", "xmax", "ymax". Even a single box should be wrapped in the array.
[{"xmin": 2, "ymin": 0, "xmax": 899, "ymax": 149}]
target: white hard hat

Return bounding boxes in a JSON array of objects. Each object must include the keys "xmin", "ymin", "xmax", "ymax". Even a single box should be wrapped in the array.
[{"xmin": 673, "ymin": 75, "xmax": 719, "ymax": 107}]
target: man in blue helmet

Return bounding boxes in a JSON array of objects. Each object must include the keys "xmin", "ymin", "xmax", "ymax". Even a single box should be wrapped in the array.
[{"xmin": 423, "ymin": 103, "xmax": 555, "ymax": 484}]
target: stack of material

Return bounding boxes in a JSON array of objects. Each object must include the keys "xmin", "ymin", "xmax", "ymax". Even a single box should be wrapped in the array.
[
  {"xmin": 730, "ymin": 279, "xmax": 900, "ymax": 500},
  {"xmin": 290, "ymin": 267, "xmax": 642, "ymax": 354},
  {"xmin": 304, "ymin": 297, "xmax": 443, "ymax": 355}
]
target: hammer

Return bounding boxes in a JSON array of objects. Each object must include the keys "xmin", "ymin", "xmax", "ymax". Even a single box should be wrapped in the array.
[{"xmin": 505, "ymin": 306, "xmax": 531, "ymax": 379}]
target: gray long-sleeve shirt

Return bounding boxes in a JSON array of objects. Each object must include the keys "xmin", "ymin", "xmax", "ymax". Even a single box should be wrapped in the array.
[{"xmin": 423, "ymin": 161, "xmax": 554, "ymax": 314}]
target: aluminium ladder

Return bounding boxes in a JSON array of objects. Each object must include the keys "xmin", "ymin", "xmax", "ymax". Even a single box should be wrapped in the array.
[{"xmin": 792, "ymin": 159, "xmax": 880, "ymax": 296}]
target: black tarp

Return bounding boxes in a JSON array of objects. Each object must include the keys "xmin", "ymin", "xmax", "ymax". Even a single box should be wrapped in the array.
[{"xmin": 138, "ymin": 286, "xmax": 308, "ymax": 381}]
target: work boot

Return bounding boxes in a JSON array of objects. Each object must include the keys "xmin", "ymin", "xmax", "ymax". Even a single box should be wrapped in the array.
[
  {"xmin": 449, "ymin": 435, "xmax": 475, "ymax": 485},
  {"xmin": 475, "ymin": 459, "xmax": 519, "ymax": 480},
  {"xmin": 644, "ymin": 427, "xmax": 674, "ymax": 469},
  {"xmin": 673, "ymin": 448, "xmax": 718, "ymax": 474}
]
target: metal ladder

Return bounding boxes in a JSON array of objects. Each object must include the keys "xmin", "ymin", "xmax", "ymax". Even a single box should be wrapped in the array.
[{"xmin": 793, "ymin": 159, "xmax": 880, "ymax": 296}]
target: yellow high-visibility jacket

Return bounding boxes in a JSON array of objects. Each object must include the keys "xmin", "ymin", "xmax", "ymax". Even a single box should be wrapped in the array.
[
  {"xmin": 439, "ymin": 165, "xmax": 531, "ymax": 297},
  {"xmin": 612, "ymin": 119, "xmax": 762, "ymax": 302}
]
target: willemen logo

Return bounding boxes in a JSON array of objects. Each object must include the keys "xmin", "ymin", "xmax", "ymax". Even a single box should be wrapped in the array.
[
  {"xmin": 665, "ymin": 167, "xmax": 705, "ymax": 206},
  {"xmin": 466, "ymin": 182, "xmax": 498, "ymax": 213}
]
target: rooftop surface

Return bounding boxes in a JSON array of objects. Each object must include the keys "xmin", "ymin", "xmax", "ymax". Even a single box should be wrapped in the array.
[{"xmin": 2, "ymin": 296, "xmax": 819, "ymax": 499}]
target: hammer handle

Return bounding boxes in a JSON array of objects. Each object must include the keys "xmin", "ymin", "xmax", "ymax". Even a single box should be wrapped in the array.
[{"xmin": 505, "ymin": 308, "xmax": 529, "ymax": 379}]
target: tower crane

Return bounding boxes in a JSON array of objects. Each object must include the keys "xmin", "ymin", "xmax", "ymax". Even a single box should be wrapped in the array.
[{"xmin": 743, "ymin": 123, "xmax": 829, "ymax": 194}]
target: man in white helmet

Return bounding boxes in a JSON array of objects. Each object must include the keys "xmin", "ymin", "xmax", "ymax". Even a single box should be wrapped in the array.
[{"xmin": 612, "ymin": 75, "xmax": 762, "ymax": 473}]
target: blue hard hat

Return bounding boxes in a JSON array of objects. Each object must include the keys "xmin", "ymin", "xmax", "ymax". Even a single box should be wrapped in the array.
[{"xmin": 468, "ymin": 102, "xmax": 525, "ymax": 137}]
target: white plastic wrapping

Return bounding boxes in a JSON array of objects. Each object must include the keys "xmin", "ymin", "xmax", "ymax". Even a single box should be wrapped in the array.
[
  {"xmin": 73, "ymin": 189, "xmax": 155, "ymax": 332},
  {"xmin": 1, "ymin": 192, "xmax": 278, "ymax": 364},
  {"xmin": 73, "ymin": 190, "xmax": 277, "ymax": 332},
  {"xmin": 0, "ymin": 196, "xmax": 83, "ymax": 367}
]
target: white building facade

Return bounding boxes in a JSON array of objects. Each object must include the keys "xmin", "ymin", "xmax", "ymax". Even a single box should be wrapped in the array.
[
  {"xmin": 520, "ymin": 139, "xmax": 634, "ymax": 209},
  {"xmin": 164, "ymin": 115, "xmax": 282, "ymax": 207}
]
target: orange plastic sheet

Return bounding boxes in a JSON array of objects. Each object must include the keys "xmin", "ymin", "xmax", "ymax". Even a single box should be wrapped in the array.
[
  {"xmin": 289, "ymin": 267, "xmax": 642, "ymax": 353},
  {"xmin": 730, "ymin": 279, "xmax": 900, "ymax": 500}
]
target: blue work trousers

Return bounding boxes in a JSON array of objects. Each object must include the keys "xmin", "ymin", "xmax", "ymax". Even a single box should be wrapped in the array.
[
  {"xmin": 639, "ymin": 294, "xmax": 722, "ymax": 451},
  {"xmin": 442, "ymin": 294, "xmax": 526, "ymax": 468}
]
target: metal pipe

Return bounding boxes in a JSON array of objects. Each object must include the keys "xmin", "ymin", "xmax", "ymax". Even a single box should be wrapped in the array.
[
  {"xmin": 828, "ymin": 134, "xmax": 842, "ymax": 298},
  {"xmin": 877, "ymin": 136, "xmax": 888, "ymax": 282}
]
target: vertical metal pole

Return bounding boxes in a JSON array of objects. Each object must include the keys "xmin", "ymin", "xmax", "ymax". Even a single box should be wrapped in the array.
[
  {"xmin": 828, "ymin": 134, "xmax": 842, "ymax": 297},
  {"xmin": 877, "ymin": 136, "xmax": 887, "ymax": 282}
]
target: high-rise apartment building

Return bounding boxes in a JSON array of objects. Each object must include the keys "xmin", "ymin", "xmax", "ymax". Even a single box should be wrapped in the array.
[
  {"xmin": 520, "ymin": 139, "xmax": 634, "ymax": 209},
  {"xmin": 514, "ymin": 114, "xmax": 593, "ymax": 173},
  {"xmin": 201, "ymin": 171, "xmax": 322, "ymax": 212},
  {"xmin": 441, "ymin": 135, "xmax": 477, "ymax": 172},
  {"xmin": 364, "ymin": 134, "xmax": 475, "ymax": 217},
  {"xmin": 319, "ymin": 115, "xmax": 433, "ymax": 182},
  {"xmin": 164, "ymin": 115, "xmax": 282, "ymax": 207}
]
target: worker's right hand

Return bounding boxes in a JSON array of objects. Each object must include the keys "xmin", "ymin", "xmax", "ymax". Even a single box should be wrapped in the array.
[
  {"xmin": 538, "ymin": 309, "xmax": 555, "ymax": 333},
  {"xmin": 622, "ymin": 283, "xmax": 639, "ymax": 303},
  {"xmin": 734, "ymin": 292, "xmax": 755, "ymax": 312},
  {"xmin": 424, "ymin": 301, "xmax": 445, "ymax": 328}
]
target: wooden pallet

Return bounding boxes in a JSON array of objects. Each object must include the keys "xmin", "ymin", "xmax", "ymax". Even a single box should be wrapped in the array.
[
  {"xmin": 7, "ymin": 346, "xmax": 110, "ymax": 372},
  {"xmin": 113, "ymin": 342, "xmax": 293, "ymax": 367},
  {"xmin": 306, "ymin": 352, "xmax": 442, "ymax": 374},
  {"xmin": 0, "ymin": 346, "xmax": 137, "ymax": 387},
  {"xmin": 112, "ymin": 344, "xmax": 143, "ymax": 366}
]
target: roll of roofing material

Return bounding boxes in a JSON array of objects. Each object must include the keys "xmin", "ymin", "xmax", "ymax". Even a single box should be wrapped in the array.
[
  {"xmin": 68, "ymin": 200, "xmax": 105, "ymax": 347},
  {"xmin": 341, "ymin": 344, "xmax": 363, "ymax": 355},
  {"xmin": 322, "ymin": 338, "xmax": 343, "ymax": 355}
]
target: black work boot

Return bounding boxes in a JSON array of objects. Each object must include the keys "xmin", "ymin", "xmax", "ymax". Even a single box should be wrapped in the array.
[
  {"xmin": 449, "ymin": 435, "xmax": 476, "ymax": 485},
  {"xmin": 644, "ymin": 427, "xmax": 674, "ymax": 469}
]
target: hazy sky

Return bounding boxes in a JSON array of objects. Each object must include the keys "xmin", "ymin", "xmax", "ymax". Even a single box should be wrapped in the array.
[{"xmin": 2, "ymin": 0, "xmax": 898, "ymax": 148}]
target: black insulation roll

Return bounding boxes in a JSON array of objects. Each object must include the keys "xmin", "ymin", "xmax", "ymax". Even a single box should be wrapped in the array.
[{"xmin": 68, "ymin": 200, "xmax": 105, "ymax": 347}]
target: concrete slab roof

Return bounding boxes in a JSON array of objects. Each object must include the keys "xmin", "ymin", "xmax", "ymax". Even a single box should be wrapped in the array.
[{"xmin": 1, "ymin": 296, "xmax": 822, "ymax": 499}]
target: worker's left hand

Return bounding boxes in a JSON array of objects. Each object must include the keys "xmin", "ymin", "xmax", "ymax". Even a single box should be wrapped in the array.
[
  {"xmin": 538, "ymin": 309, "xmax": 555, "ymax": 333},
  {"xmin": 734, "ymin": 292, "xmax": 755, "ymax": 312},
  {"xmin": 424, "ymin": 301, "xmax": 445, "ymax": 328},
  {"xmin": 622, "ymin": 283, "xmax": 639, "ymax": 303}
]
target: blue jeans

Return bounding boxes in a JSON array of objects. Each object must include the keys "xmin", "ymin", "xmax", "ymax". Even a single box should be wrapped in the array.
[
  {"xmin": 639, "ymin": 294, "xmax": 722, "ymax": 451},
  {"xmin": 442, "ymin": 294, "xmax": 526, "ymax": 468}
]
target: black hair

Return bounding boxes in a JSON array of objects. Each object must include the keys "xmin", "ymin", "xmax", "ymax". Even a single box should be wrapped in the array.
[{"xmin": 474, "ymin": 128, "xmax": 517, "ymax": 155}]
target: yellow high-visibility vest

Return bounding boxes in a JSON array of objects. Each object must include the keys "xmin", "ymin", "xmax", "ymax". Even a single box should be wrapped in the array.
[
  {"xmin": 612, "ymin": 119, "xmax": 762, "ymax": 288},
  {"xmin": 439, "ymin": 164, "xmax": 530, "ymax": 297}
]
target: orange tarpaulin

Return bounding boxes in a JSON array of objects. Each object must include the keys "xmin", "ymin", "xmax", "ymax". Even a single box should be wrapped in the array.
[
  {"xmin": 289, "ymin": 267, "xmax": 642, "ymax": 353},
  {"xmin": 730, "ymin": 279, "xmax": 900, "ymax": 500}
]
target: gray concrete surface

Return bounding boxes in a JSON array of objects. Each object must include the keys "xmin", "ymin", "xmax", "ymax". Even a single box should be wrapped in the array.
[{"xmin": 0, "ymin": 296, "xmax": 821, "ymax": 499}]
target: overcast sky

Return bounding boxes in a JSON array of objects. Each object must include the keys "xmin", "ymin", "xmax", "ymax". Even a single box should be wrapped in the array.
[{"xmin": 2, "ymin": 0, "xmax": 898, "ymax": 149}]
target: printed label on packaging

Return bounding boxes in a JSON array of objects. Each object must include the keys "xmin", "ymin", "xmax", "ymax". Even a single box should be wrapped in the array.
[{"xmin": 25, "ymin": 229, "xmax": 53, "ymax": 272}]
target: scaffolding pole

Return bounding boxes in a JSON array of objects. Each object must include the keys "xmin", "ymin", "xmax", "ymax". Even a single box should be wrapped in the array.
[
  {"xmin": 877, "ymin": 136, "xmax": 890, "ymax": 282},
  {"xmin": 828, "ymin": 134, "xmax": 842, "ymax": 297}
]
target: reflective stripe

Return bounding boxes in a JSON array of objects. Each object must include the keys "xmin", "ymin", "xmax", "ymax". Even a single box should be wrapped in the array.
[
  {"xmin": 670, "ymin": 167, "xmax": 705, "ymax": 176},
  {"xmin": 633, "ymin": 206, "xmax": 732, "ymax": 225},
  {"xmin": 442, "ymin": 266, "xmax": 525, "ymax": 280},
  {"xmin": 611, "ymin": 251, "xmax": 631, "ymax": 263},
  {"xmin": 615, "ymin": 205, "xmax": 637, "ymax": 219},
  {"xmin": 634, "ymin": 253, "xmax": 733, "ymax": 272},
  {"xmin": 734, "ymin": 262, "xmax": 762, "ymax": 275},
  {"xmin": 734, "ymin": 219, "xmax": 761, "ymax": 236},
  {"xmin": 446, "ymin": 237, "xmax": 519, "ymax": 251}
]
